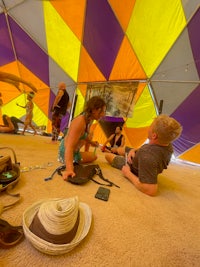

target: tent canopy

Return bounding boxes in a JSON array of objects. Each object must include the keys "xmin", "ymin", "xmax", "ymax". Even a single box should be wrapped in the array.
[{"xmin": 0, "ymin": 0, "xmax": 200, "ymax": 164}]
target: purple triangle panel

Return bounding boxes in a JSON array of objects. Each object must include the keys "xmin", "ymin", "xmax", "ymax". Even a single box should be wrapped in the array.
[
  {"xmin": 100, "ymin": 116, "xmax": 124, "ymax": 122},
  {"xmin": 49, "ymin": 90, "xmax": 56, "ymax": 119},
  {"xmin": 61, "ymin": 112, "xmax": 70, "ymax": 132},
  {"xmin": 187, "ymin": 7, "xmax": 200, "ymax": 77},
  {"xmin": 83, "ymin": 0, "xmax": 124, "ymax": 80},
  {"xmin": 172, "ymin": 85, "xmax": 200, "ymax": 156},
  {"xmin": 8, "ymin": 15, "xmax": 49, "ymax": 86},
  {"xmin": 0, "ymin": 13, "xmax": 15, "ymax": 65}
]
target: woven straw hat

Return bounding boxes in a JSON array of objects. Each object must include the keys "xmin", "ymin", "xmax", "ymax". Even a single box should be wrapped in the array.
[{"xmin": 22, "ymin": 196, "xmax": 92, "ymax": 255}]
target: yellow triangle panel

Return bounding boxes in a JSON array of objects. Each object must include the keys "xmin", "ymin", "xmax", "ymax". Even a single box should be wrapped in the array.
[
  {"xmin": 127, "ymin": 0, "xmax": 186, "ymax": 77},
  {"xmin": 44, "ymin": 1, "xmax": 81, "ymax": 82},
  {"xmin": 126, "ymin": 85, "xmax": 157, "ymax": 128}
]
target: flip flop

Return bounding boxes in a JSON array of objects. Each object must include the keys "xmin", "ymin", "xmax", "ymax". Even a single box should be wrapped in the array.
[{"xmin": 0, "ymin": 218, "xmax": 24, "ymax": 249}]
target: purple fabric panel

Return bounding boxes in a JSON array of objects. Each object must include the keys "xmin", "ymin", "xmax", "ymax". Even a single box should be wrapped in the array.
[
  {"xmin": 61, "ymin": 112, "xmax": 70, "ymax": 132},
  {"xmin": 187, "ymin": 7, "xmax": 200, "ymax": 77},
  {"xmin": 49, "ymin": 90, "xmax": 55, "ymax": 119},
  {"xmin": 172, "ymin": 85, "xmax": 200, "ymax": 156},
  {"xmin": 8, "ymin": 16, "xmax": 49, "ymax": 85},
  {"xmin": 83, "ymin": 0, "xmax": 124, "ymax": 80},
  {"xmin": 100, "ymin": 116, "xmax": 124, "ymax": 122},
  {"xmin": 0, "ymin": 14, "xmax": 15, "ymax": 65}
]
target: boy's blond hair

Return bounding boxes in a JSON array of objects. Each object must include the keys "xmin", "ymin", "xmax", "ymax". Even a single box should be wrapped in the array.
[{"xmin": 152, "ymin": 114, "xmax": 182, "ymax": 144}]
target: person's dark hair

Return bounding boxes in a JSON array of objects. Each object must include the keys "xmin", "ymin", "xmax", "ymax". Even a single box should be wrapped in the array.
[{"xmin": 84, "ymin": 96, "xmax": 106, "ymax": 119}]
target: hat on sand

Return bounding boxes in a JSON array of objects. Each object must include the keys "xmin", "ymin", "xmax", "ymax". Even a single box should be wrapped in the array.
[{"xmin": 22, "ymin": 196, "xmax": 92, "ymax": 255}]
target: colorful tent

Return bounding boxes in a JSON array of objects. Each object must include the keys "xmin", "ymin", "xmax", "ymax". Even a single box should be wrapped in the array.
[{"xmin": 0, "ymin": 0, "xmax": 200, "ymax": 164}]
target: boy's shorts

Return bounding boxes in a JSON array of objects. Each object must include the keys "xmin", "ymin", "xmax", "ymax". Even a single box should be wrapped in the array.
[
  {"xmin": 111, "ymin": 156, "xmax": 126, "ymax": 170},
  {"xmin": 111, "ymin": 146, "xmax": 133, "ymax": 170}
]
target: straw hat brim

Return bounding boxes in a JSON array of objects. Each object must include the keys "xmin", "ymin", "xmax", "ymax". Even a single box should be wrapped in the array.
[{"xmin": 22, "ymin": 198, "xmax": 92, "ymax": 255}]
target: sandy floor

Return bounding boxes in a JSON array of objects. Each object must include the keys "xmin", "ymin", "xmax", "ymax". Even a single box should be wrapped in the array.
[{"xmin": 0, "ymin": 133, "xmax": 200, "ymax": 267}]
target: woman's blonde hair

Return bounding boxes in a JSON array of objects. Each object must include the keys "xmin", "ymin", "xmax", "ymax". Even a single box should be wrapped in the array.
[{"xmin": 152, "ymin": 114, "xmax": 182, "ymax": 144}]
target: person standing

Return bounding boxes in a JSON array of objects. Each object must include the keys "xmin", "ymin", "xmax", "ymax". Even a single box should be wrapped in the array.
[
  {"xmin": 51, "ymin": 82, "xmax": 70, "ymax": 141},
  {"xmin": 16, "ymin": 91, "xmax": 37, "ymax": 135}
]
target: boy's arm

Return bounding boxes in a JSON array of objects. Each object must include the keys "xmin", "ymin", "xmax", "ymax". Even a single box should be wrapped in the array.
[{"xmin": 122, "ymin": 165, "xmax": 158, "ymax": 196}]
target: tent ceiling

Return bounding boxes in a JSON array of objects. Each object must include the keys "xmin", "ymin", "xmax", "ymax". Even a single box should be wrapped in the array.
[{"xmin": 0, "ymin": 0, "xmax": 200, "ymax": 164}]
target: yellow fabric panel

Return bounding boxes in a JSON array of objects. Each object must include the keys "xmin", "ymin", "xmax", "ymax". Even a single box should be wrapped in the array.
[
  {"xmin": 178, "ymin": 144, "xmax": 200, "ymax": 165},
  {"xmin": 123, "ymin": 126, "xmax": 149, "ymax": 149},
  {"xmin": 126, "ymin": 85, "xmax": 156, "ymax": 128},
  {"xmin": 127, "ymin": 0, "xmax": 186, "ymax": 77},
  {"xmin": 2, "ymin": 96, "xmax": 48, "ymax": 128},
  {"xmin": 44, "ymin": 2, "xmax": 81, "ymax": 82},
  {"xmin": 74, "ymin": 89, "xmax": 85, "ymax": 117},
  {"xmin": 50, "ymin": 0, "xmax": 86, "ymax": 41},
  {"xmin": 109, "ymin": 36, "xmax": 147, "ymax": 80},
  {"xmin": 78, "ymin": 46, "xmax": 106, "ymax": 82},
  {"xmin": 109, "ymin": 0, "xmax": 136, "ymax": 31}
]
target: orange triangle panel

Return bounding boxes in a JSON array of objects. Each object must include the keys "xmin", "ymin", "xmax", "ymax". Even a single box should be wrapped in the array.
[
  {"xmin": 124, "ymin": 126, "xmax": 149, "ymax": 149},
  {"xmin": 109, "ymin": 36, "xmax": 147, "ymax": 81},
  {"xmin": 51, "ymin": 0, "xmax": 86, "ymax": 41},
  {"xmin": 109, "ymin": 0, "xmax": 136, "ymax": 31},
  {"xmin": 78, "ymin": 46, "xmax": 106, "ymax": 83},
  {"xmin": 178, "ymin": 144, "xmax": 200, "ymax": 165}
]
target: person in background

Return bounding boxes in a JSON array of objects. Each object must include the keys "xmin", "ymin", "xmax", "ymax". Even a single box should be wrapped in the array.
[
  {"xmin": 51, "ymin": 82, "xmax": 70, "ymax": 141},
  {"xmin": 101, "ymin": 126, "xmax": 125, "ymax": 154},
  {"xmin": 16, "ymin": 92, "xmax": 37, "ymax": 135},
  {"xmin": 62, "ymin": 96, "xmax": 106, "ymax": 181},
  {"xmin": 105, "ymin": 114, "xmax": 182, "ymax": 197},
  {"xmin": 0, "ymin": 115, "xmax": 15, "ymax": 133}
]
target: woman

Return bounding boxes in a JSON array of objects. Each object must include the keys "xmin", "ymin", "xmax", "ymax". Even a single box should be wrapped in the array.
[
  {"xmin": 62, "ymin": 96, "xmax": 106, "ymax": 181},
  {"xmin": 101, "ymin": 126, "xmax": 125, "ymax": 154},
  {"xmin": 16, "ymin": 92, "xmax": 37, "ymax": 135}
]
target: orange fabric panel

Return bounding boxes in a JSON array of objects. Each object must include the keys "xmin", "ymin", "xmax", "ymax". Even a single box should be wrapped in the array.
[
  {"xmin": 109, "ymin": 0, "xmax": 136, "ymax": 31},
  {"xmin": 178, "ymin": 144, "xmax": 200, "ymax": 165},
  {"xmin": 78, "ymin": 46, "xmax": 106, "ymax": 82},
  {"xmin": 109, "ymin": 36, "xmax": 147, "ymax": 80},
  {"xmin": 0, "ymin": 62, "xmax": 22, "ymax": 100},
  {"xmin": 91, "ymin": 123, "xmax": 108, "ymax": 145},
  {"xmin": 123, "ymin": 126, "xmax": 149, "ymax": 149},
  {"xmin": 17, "ymin": 62, "xmax": 49, "ymax": 92},
  {"xmin": 77, "ymin": 84, "xmax": 88, "ymax": 97},
  {"xmin": 134, "ymin": 82, "xmax": 146, "ymax": 103},
  {"xmin": 50, "ymin": 0, "xmax": 86, "ymax": 40}
]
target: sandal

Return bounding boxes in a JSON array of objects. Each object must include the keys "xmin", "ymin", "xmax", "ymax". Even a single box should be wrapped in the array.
[{"xmin": 0, "ymin": 218, "xmax": 24, "ymax": 249}]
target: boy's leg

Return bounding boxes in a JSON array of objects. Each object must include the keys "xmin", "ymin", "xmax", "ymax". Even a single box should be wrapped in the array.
[
  {"xmin": 105, "ymin": 153, "xmax": 126, "ymax": 170},
  {"xmin": 80, "ymin": 151, "xmax": 97, "ymax": 163}
]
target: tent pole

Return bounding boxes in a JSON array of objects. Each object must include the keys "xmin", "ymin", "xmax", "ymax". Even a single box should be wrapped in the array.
[
  {"xmin": 147, "ymin": 82, "xmax": 160, "ymax": 115},
  {"xmin": 150, "ymin": 79, "xmax": 200, "ymax": 84}
]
